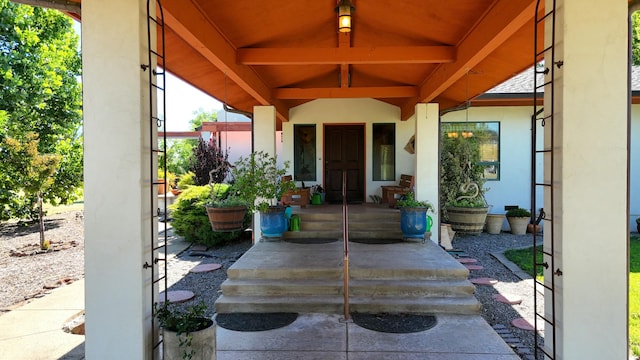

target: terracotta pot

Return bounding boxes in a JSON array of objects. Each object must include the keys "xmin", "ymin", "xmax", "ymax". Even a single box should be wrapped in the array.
[
  {"xmin": 527, "ymin": 223, "xmax": 541, "ymax": 234},
  {"xmin": 507, "ymin": 216, "xmax": 529, "ymax": 235},
  {"xmin": 206, "ymin": 206, "xmax": 246, "ymax": 232}
]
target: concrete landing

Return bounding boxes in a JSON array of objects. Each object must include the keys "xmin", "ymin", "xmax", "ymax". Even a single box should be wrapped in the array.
[{"xmin": 216, "ymin": 313, "xmax": 519, "ymax": 359}]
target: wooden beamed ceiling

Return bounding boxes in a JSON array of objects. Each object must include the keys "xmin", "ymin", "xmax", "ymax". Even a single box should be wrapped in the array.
[{"xmin": 71, "ymin": 0, "xmax": 543, "ymax": 126}]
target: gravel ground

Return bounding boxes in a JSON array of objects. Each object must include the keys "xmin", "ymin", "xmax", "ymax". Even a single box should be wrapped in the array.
[
  {"xmin": 0, "ymin": 210, "xmax": 547, "ymax": 359},
  {"xmin": 451, "ymin": 231, "xmax": 544, "ymax": 360}
]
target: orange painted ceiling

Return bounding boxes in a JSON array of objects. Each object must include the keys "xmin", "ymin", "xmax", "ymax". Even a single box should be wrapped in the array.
[{"xmin": 74, "ymin": 0, "xmax": 544, "ymax": 126}]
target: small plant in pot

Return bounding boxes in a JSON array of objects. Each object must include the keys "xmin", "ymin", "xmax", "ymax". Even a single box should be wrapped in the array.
[
  {"xmin": 231, "ymin": 151, "xmax": 295, "ymax": 239},
  {"xmin": 396, "ymin": 192, "xmax": 434, "ymax": 241},
  {"xmin": 154, "ymin": 301, "xmax": 215, "ymax": 360},
  {"xmin": 506, "ymin": 207, "xmax": 532, "ymax": 235},
  {"xmin": 205, "ymin": 181, "xmax": 248, "ymax": 232}
]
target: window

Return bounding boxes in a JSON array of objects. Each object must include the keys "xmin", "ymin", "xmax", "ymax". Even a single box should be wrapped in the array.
[
  {"xmin": 372, "ymin": 124, "xmax": 395, "ymax": 181},
  {"xmin": 293, "ymin": 124, "xmax": 316, "ymax": 181},
  {"xmin": 441, "ymin": 122, "xmax": 500, "ymax": 180}
]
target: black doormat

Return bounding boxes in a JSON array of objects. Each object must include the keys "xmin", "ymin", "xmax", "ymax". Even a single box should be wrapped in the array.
[
  {"xmin": 284, "ymin": 238, "xmax": 338, "ymax": 244},
  {"xmin": 351, "ymin": 312, "xmax": 437, "ymax": 333},
  {"xmin": 215, "ymin": 312, "xmax": 298, "ymax": 332},
  {"xmin": 349, "ymin": 238, "xmax": 403, "ymax": 244}
]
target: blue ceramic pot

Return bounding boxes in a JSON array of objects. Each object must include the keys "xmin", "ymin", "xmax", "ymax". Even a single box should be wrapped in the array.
[
  {"xmin": 400, "ymin": 207, "xmax": 430, "ymax": 239},
  {"xmin": 260, "ymin": 206, "xmax": 288, "ymax": 238}
]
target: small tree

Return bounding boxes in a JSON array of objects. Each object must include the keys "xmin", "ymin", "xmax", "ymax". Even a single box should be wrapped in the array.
[
  {"xmin": 189, "ymin": 137, "xmax": 230, "ymax": 186},
  {"xmin": 2, "ymin": 132, "xmax": 61, "ymax": 249}
]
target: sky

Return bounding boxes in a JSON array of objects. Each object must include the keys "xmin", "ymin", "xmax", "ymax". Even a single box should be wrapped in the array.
[{"xmin": 72, "ymin": 21, "xmax": 223, "ymax": 132}]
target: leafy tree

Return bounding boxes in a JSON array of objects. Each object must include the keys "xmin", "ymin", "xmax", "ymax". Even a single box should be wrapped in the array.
[
  {"xmin": 190, "ymin": 137, "xmax": 230, "ymax": 186},
  {"xmin": 633, "ymin": 12, "xmax": 640, "ymax": 66},
  {"xmin": 0, "ymin": 1, "xmax": 83, "ymax": 220},
  {"xmin": 3, "ymin": 132, "xmax": 60, "ymax": 248},
  {"xmin": 189, "ymin": 108, "xmax": 217, "ymax": 130}
]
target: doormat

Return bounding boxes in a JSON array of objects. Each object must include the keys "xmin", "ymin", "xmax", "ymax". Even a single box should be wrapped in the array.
[
  {"xmin": 350, "ymin": 238, "xmax": 403, "ymax": 244},
  {"xmin": 284, "ymin": 238, "xmax": 338, "ymax": 244},
  {"xmin": 215, "ymin": 312, "xmax": 298, "ymax": 332},
  {"xmin": 351, "ymin": 312, "xmax": 437, "ymax": 333}
]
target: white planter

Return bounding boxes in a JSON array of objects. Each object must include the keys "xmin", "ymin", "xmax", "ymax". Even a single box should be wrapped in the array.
[
  {"xmin": 507, "ymin": 216, "xmax": 529, "ymax": 235},
  {"xmin": 163, "ymin": 319, "xmax": 216, "ymax": 360},
  {"xmin": 485, "ymin": 214, "xmax": 505, "ymax": 234}
]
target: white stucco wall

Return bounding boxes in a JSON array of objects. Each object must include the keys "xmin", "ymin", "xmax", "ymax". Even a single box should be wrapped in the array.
[{"xmin": 286, "ymin": 98, "xmax": 417, "ymax": 201}]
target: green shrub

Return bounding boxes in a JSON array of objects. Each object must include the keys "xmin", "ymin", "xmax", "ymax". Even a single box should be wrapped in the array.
[
  {"xmin": 506, "ymin": 207, "xmax": 531, "ymax": 218},
  {"xmin": 177, "ymin": 171, "xmax": 195, "ymax": 190},
  {"xmin": 168, "ymin": 185, "xmax": 246, "ymax": 247}
]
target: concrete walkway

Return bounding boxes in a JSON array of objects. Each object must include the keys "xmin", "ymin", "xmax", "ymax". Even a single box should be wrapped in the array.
[{"xmin": 0, "ymin": 226, "xmax": 519, "ymax": 359}]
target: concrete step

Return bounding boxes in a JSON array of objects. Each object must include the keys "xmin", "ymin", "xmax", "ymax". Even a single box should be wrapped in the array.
[
  {"xmin": 349, "ymin": 296, "xmax": 481, "ymax": 315},
  {"xmin": 215, "ymin": 295, "xmax": 480, "ymax": 315},
  {"xmin": 220, "ymin": 278, "xmax": 473, "ymax": 298},
  {"xmin": 349, "ymin": 279, "xmax": 475, "ymax": 297}
]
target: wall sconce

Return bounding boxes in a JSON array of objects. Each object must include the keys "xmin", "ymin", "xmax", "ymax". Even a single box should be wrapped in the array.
[{"xmin": 335, "ymin": 0, "xmax": 354, "ymax": 33}]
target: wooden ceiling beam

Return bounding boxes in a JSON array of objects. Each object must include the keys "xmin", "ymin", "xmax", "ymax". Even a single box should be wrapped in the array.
[
  {"xmin": 273, "ymin": 86, "xmax": 418, "ymax": 99},
  {"xmin": 400, "ymin": 0, "xmax": 537, "ymax": 120},
  {"xmin": 237, "ymin": 46, "xmax": 456, "ymax": 65},
  {"xmin": 162, "ymin": 0, "xmax": 290, "ymax": 122}
]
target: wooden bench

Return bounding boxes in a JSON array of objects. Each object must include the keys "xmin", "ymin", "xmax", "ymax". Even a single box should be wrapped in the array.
[{"xmin": 381, "ymin": 174, "xmax": 415, "ymax": 208}]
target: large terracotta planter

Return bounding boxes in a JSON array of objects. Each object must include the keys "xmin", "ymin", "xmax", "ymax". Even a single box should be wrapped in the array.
[
  {"xmin": 446, "ymin": 206, "xmax": 489, "ymax": 235},
  {"xmin": 163, "ymin": 318, "xmax": 215, "ymax": 360},
  {"xmin": 206, "ymin": 206, "xmax": 247, "ymax": 232},
  {"xmin": 507, "ymin": 216, "xmax": 529, "ymax": 235},
  {"xmin": 485, "ymin": 214, "xmax": 505, "ymax": 234}
]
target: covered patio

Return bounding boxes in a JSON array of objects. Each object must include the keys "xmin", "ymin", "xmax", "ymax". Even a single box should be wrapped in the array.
[{"xmin": 62, "ymin": 0, "xmax": 634, "ymax": 358}]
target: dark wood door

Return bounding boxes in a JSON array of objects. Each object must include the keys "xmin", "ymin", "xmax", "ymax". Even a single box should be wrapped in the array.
[{"xmin": 324, "ymin": 125, "xmax": 365, "ymax": 203}]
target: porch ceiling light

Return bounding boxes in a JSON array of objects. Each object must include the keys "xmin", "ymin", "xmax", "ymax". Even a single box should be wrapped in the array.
[{"xmin": 335, "ymin": 0, "xmax": 355, "ymax": 33}]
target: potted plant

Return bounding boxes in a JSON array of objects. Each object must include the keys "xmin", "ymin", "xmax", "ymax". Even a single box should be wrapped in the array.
[
  {"xmin": 231, "ymin": 151, "xmax": 295, "ymax": 239},
  {"xmin": 154, "ymin": 301, "xmax": 215, "ymax": 360},
  {"xmin": 440, "ymin": 134, "xmax": 489, "ymax": 235},
  {"xmin": 205, "ymin": 182, "xmax": 248, "ymax": 232},
  {"xmin": 636, "ymin": 217, "xmax": 640, "ymax": 233},
  {"xmin": 396, "ymin": 192, "xmax": 434, "ymax": 241},
  {"xmin": 506, "ymin": 207, "xmax": 531, "ymax": 235}
]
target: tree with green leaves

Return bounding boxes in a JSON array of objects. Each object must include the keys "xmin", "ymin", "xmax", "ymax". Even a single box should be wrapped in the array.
[
  {"xmin": 633, "ymin": 12, "xmax": 640, "ymax": 66},
  {"xmin": 3, "ymin": 132, "xmax": 60, "ymax": 248},
  {"xmin": 0, "ymin": 1, "xmax": 82, "ymax": 221}
]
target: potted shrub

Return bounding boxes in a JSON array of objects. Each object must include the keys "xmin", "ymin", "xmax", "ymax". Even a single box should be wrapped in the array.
[
  {"xmin": 155, "ymin": 301, "xmax": 215, "ymax": 360},
  {"xmin": 506, "ymin": 207, "xmax": 531, "ymax": 235},
  {"xmin": 440, "ymin": 134, "xmax": 489, "ymax": 235},
  {"xmin": 396, "ymin": 192, "xmax": 434, "ymax": 241},
  {"xmin": 231, "ymin": 151, "xmax": 295, "ymax": 239}
]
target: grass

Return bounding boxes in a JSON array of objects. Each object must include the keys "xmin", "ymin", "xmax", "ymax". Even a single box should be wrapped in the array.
[
  {"xmin": 504, "ymin": 245, "xmax": 544, "ymax": 281},
  {"xmin": 505, "ymin": 237, "xmax": 640, "ymax": 357},
  {"xmin": 630, "ymin": 236, "xmax": 640, "ymax": 356}
]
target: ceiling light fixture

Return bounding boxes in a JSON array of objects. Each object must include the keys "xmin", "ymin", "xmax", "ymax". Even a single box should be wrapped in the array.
[{"xmin": 335, "ymin": 0, "xmax": 355, "ymax": 33}]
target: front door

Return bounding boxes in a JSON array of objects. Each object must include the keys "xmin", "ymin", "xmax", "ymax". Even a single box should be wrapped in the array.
[{"xmin": 324, "ymin": 124, "xmax": 365, "ymax": 203}]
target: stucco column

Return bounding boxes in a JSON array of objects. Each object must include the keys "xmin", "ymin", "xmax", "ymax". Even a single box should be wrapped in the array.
[
  {"xmin": 548, "ymin": 0, "xmax": 628, "ymax": 358},
  {"xmin": 415, "ymin": 103, "xmax": 440, "ymax": 242},
  {"xmin": 83, "ymin": 0, "xmax": 154, "ymax": 358},
  {"xmin": 252, "ymin": 106, "xmax": 277, "ymax": 241}
]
